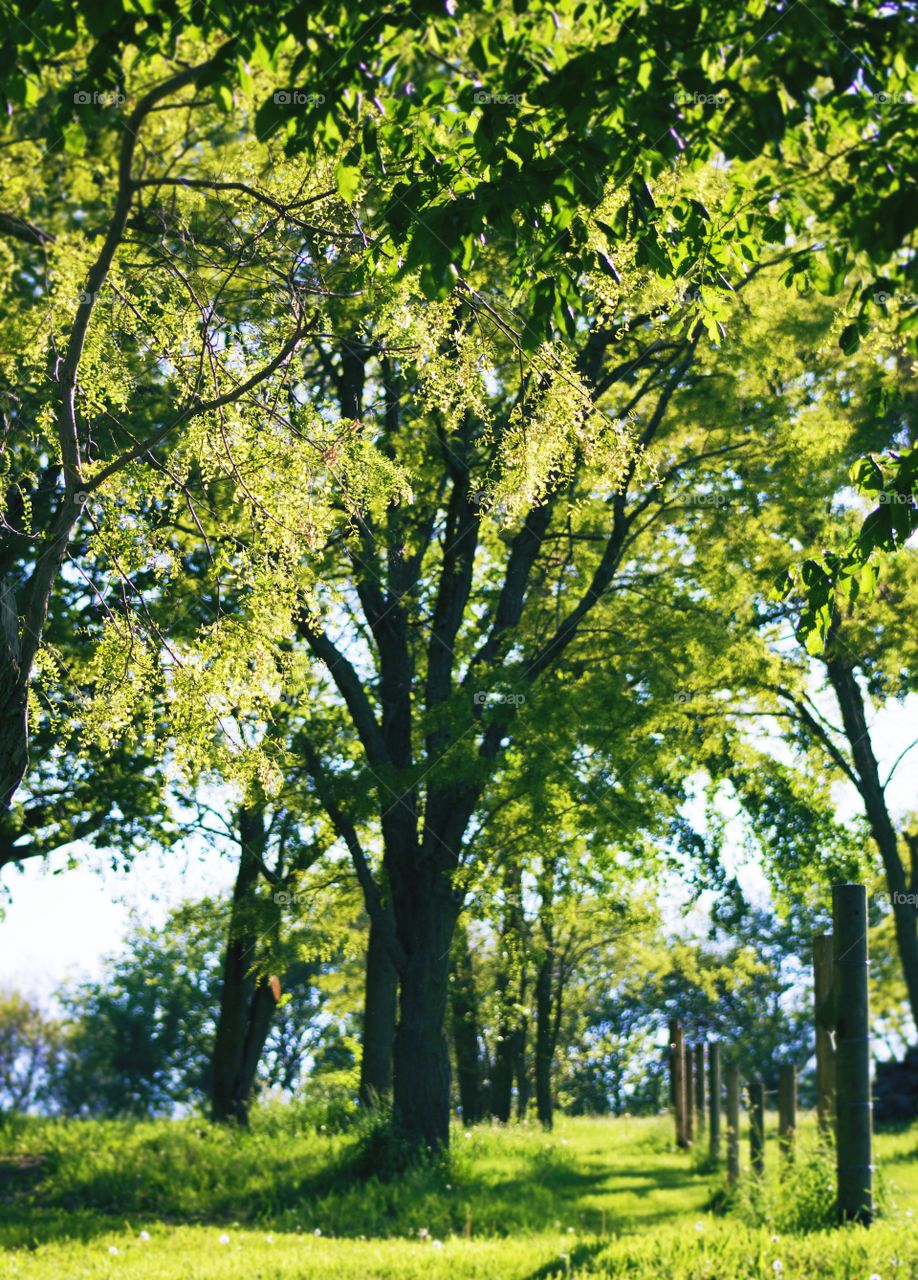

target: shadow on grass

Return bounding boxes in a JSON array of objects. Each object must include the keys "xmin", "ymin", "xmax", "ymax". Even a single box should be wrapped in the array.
[
  {"xmin": 522, "ymin": 1238, "xmax": 610, "ymax": 1280},
  {"xmin": 0, "ymin": 1124, "xmax": 713, "ymax": 1251}
]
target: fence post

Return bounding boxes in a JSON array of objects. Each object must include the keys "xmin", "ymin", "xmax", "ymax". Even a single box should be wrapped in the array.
[
  {"xmin": 694, "ymin": 1042, "xmax": 705, "ymax": 1136},
  {"xmin": 670, "ymin": 1019, "xmax": 689, "ymax": 1148},
  {"xmin": 814, "ymin": 933, "xmax": 836, "ymax": 1133},
  {"xmin": 726, "ymin": 1062, "xmax": 740, "ymax": 1184},
  {"xmin": 685, "ymin": 1047, "xmax": 694, "ymax": 1145},
  {"xmin": 833, "ymin": 883, "xmax": 873, "ymax": 1224},
  {"xmin": 749, "ymin": 1077, "xmax": 765, "ymax": 1176},
  {"xmin": 709, "ymin": 1040, "xmax": 721, "ymax": 1159},
  {"xmin": 778, "ymin": 1065, "xmax": 797, "ymax": 1160}
]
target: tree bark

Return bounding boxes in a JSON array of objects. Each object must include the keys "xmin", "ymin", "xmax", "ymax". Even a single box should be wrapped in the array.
[
  {"xmin": 359, "ymin": 910, "xmax": 398, "ymax": 1106},
  {"xmin": 450, "ymin": 920, "xmax": 484, "ymax": 1124},
  {"xmin": 515, "ymin": 1005, "xmax": 530, "ymax": 1120},
  {"xmin": 391, "ymin": 869, "xmax": 460, "ymax": 1149},
  {"xmin": 211, "ymin": 805, "xmax": 279, "ymax": 1123},
  {"xmin": 535, "ymin": 950, "xmax": 554, "ymax": 1128}
]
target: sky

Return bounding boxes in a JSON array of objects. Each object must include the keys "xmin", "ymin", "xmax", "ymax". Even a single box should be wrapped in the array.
[{"xmin": 1, "ymin": 693, "xmax": 916, "ymax": 1007}]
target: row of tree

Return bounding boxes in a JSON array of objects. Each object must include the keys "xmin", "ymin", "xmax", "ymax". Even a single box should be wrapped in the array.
[
  {"xmin": 0, "ymin": 4, "xmax": 915, "ymax": 1147},
  {"xmin": 11, "ymin": 882, "xmax": 898, "ymax": 1125}
]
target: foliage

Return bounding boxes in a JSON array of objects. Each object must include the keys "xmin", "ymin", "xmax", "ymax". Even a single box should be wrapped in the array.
[
  {"xmin": 0, "ymin": 990, "xmax": 61, "ymax": 1113},
  {"xmin": 49, "ymin": 894, "xmax": 352, "ymax": 1118}
]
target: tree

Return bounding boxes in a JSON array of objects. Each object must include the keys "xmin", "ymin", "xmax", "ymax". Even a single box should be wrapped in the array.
[
  {"xmin": 3, "ymin": 4, "xmax": 916, "ymax": 1153},
  {"xmin": 645, "ymin": 270, "xmax": 918, "ymax": 1025},
  {"xmin": 52, "ymin": 895, "xmax": 345, "ymax": 1118},
  {"xmin": 1, "ymin": 0, "xmax": 913, "ymax": 815},
  {"xmin": 0, "ymin": 990, "xmax": 61, "ymax": 1113}
]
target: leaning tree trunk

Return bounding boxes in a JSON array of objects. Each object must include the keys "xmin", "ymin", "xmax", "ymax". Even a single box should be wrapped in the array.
[
  {"xmin": 359, "ymin": 911, "xmax": 398, "ymax": 1105},
  {"xmin": 450, "ymin": 919, "xmax": 484, "ymax": 1124},
  {"xmin": 211, "ymin": 805, "xmax": 280, "ymax": 1123},
  {"xmin": 391, "ymin": 868, "xmax": 460, "ymax": 1149},
  {"xmin": 826, "ymin": 651, "xmax": 918, "ymax": 1027}
]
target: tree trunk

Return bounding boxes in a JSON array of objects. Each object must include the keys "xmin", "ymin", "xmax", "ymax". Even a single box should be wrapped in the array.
[
  {"xmin": 391, "ymin": 869, "xmax": 459, "ymax": 1149},
  {"xmin": 515, "ymin": 1020, "xmax": 530, "ymax": 1120},
  {"xmin": 826, "ymin": 651, "xmax": 918, "ymax": 1026},
  {"xmin": 359, "ymin": 911, "xmax": 398, "ymax": 1105},
  {"xmin": 450, "ymin": 920, "xmax": 484, "ymax": 1124},
  {"xmin": 211, "ymin": 805, "xmax": 279, "ymax": 1123},
  {"xmin": 490, "ymin": 997, "xmax": 515, "ymax": 1122},
  {"xmin": 535, "ymin": 950, "xmax": 554, "ymax": 1128}
]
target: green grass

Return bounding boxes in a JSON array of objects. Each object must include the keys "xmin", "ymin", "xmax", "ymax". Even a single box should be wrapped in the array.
[{"xmin": 1, "ymin": 1108, "xmax": 917, "ymax": 1278}]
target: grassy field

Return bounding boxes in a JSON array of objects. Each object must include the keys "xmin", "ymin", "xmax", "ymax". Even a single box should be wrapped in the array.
[{"xmin": 1, "ymin": 1108, "xmax": 917, "ymax": 1278}]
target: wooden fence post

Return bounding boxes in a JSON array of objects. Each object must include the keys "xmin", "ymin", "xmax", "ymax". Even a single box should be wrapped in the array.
[
  {"xmin": 833, "ymin": 883, "xmax": 873, "ymax": 1224},
  {"xmin": 778, "ymin": 1065, "xmax": 797, "ymax": 1160},
  {"xmin": 694, "ymin": 1042, "xmax": 705, "ymax": 1135},
  {"xmin": 686, "ymin": 1047, "xmax": 694, "ymax": 1145},
  {"xmin": 814, "ymin": 933, "xmax": 836, "ymax": 1133},
  {"xmin": 670, "ymin": 1019, "xmax": 689, "ymax": 1148},
  {"xmin": 749, "ymin": 1077, "xmax": 765, "ymax": 1176},
  {"xmin": 726, "ymin": 1061, "xmax": 740, "ymax": 1184},
  {"xmin": 709, "ymin": 1040, "xmax": 721, "ymax": 1159}
]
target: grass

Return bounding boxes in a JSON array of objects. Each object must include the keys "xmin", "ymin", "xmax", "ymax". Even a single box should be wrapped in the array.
[{"xmin": 1, "ymin": 1107, "xmax": 917, "ymax": 1278}]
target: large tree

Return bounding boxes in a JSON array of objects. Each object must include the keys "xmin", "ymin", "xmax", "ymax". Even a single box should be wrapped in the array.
[{"xmin": 2, "ymin": 3, "xmax": 915, "ymax": 1152}]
